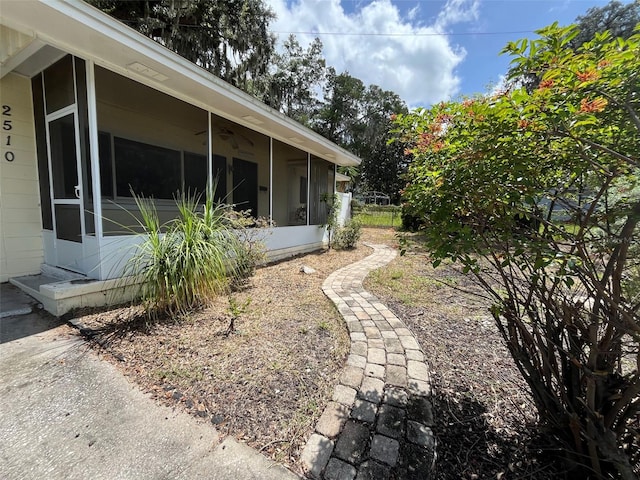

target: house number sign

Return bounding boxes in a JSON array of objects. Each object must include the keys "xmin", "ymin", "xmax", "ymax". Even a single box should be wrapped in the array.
[{"xmin": 2, "ymin": 104, "xmax": 15, "ymax": 162}]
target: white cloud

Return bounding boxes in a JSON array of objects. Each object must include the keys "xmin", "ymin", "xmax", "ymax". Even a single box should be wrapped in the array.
[
  {"xmin": 406, "ymin": 5, "xmax": 420, "ymax": 22},
  {"xmin": 435, "ymin": 0, "xmax": 480, "ymax": 31},
  {"xmin": 266, "ymin": 0, "xmax": 480, "ymax": 107}
]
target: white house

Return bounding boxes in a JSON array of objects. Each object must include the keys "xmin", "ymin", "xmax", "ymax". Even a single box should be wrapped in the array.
[{"xmin": 0, "ymin": 0, "xmax": 360, "ymax": 315}]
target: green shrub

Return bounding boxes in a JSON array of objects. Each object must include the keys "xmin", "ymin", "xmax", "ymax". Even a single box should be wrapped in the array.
[
  {"xmin": 394, "ymin": 26, "xmax": 640, "ymax": 477},
  {"xmin": 333, "ymin": 216, "xmax": 363, "ymax": 249},
  {"xmin": 401, "ymin": 204, "xmax": 423, "ymax": 231},
  {"xmin": 226, "ymin": 209, "xmax": 270, "ymax": 287}
]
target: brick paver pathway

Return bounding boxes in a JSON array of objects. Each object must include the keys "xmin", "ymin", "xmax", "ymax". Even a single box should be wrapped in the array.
[{"xmin": 300, "ymin": 244, "xmax": 435, "ymax": 480}]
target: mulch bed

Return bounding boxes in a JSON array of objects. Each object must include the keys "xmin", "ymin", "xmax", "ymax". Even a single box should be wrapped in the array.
[
  {"xmin": 72, "ymin": 227, "xmax": 565, "ymax": 478},
  {"xmin": 72, "ymin": 241, "xmax": 372, "ymax": 474}
]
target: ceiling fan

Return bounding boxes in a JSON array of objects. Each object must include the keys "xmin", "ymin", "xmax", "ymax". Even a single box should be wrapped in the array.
[{"xmin": 195, "ymin": 126, "xmax": 254, "ymax": 150}]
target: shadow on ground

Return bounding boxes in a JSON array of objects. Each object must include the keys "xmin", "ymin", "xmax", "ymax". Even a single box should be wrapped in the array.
[
  {"xmin": 0, "ymin": 311, "xmax": 63, "ymax": 344},
  {"xmin": 302, "ymin": 385, "xmax": 436, "ymax": 480},
  {"xmin": 430, "ymin": 392, "xmax": 564, "ymax": 479}
]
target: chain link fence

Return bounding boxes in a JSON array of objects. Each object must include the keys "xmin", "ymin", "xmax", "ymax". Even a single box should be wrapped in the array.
[{"xmin": 352, "ymin": 204, "xmax": 401, "ymax": 228}]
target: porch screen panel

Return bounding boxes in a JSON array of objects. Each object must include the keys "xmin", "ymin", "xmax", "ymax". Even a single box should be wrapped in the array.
[
  {"xmin": 210, "ymin": 113, "xmax": 270, "ymax": 217},
  {"xmin": 328, "ymin": 165, "xmax": 335, "ymax": 197},
  {"xmin": 44, "ymin": 55, "xmax": 74, "ymax": 114},
  {"xmin": 184, "ymin": 152, "xmax": 207, "ymax": 199},
  {"xmin": 232, "ymin": 158, "xmax": 258, "ymax": 217},
  {"xmin": 31, "ymin": 73, "xmax": 53, "ymax": 230},
  {"xmin": 114, "ymin": 137, "xmax": 181, "ymax": 199},
  {"xmin": 74, "ymin": 57, "xmax": 95, "ymax": 235},
  {"xmin": 271, "ymin": 139, "xmax": 308, "ymax": 226},
  {"xmin": 190, "ymin": 154, "xmax": 228, "ymax": 203},
  {"xmin": 49, "ymin": 114, "xmax": 78, "ymax": 199},
  {"xmin": 212, "ymin": 155, "xmax": 227, "ymax": 204},
  {"xmin": 54, "ymin": 204, "xmax": 82, "ymax": 243},
  {"xmin": 309, "ymin": 156, "xmax": 332, "ymax": 225},
  {"xmin": 98, "ymin": 132, "xmax": 112, "ymax": 198},
  {"xmin": 95, "ymin": 66, "xmax": 208, "ymax": 234}
]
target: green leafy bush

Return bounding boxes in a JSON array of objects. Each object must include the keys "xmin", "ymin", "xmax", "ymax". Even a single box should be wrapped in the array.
[
  {"xmin": 333, "ymin": 216, "xmax": 363, "ymax": 249},
  {"xmin": 350, "ymin": 197, "xmax": 364, "ymax": 209},
  {"xmin": 394, "ymin": 25, "xmax": 640, "ymax": 478}
]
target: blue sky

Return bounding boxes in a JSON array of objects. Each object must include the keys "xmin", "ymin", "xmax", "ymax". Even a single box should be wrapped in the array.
[{"xmin": 265, "ymin": 0, "xmax": 629, "ymax": 107}]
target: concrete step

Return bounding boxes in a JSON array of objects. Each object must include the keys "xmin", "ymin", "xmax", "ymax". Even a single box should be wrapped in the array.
[{"xmin": 9, "ymin": 274, "xmax": 138, "ymax": 317}]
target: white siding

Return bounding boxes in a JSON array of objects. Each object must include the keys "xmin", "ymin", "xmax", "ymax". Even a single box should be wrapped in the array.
[{"xmin": 0, "ymin": 72, "xmax": 42, "ymax": 282}]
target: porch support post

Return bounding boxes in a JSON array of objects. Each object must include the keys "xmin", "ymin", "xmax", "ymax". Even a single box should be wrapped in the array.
[
  {"xmin": 269, "ymin": 137, "xmax": 273, "ymax": 226},
  {"xmin": 85, "ymin": 60, "xmax": 103, "ymax": 240},
  {"xmin": 306, "ymin": 152, "xmax": 311, "ymax": 226},
  {"xmin": 207, "ymin": 111, "xmax": 213, "ymax": 198}
]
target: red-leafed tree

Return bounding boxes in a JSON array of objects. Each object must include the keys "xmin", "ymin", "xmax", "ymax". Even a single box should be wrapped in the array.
[{"xmin": 395, "ymin": 24, "xmax": 639, "ymax": 479}]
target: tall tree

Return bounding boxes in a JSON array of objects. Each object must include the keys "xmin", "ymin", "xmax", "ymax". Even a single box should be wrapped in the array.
[
  {"xmin": 570, "ymin": 0, "xmax": 640, "ymax": 48},
  {"xmin": 251, "ymin": 36, "xmax": 327, "ymax": 126},
  {"xmin": 313, "ymin": 69, "xmax": 366, "ymax": 146},
  {"xmin": 355, "ymin": 86, "xmax": 408, "ymax": 201},
  {"xmin": 87, "ymin": 0, "xmax": 275, "ymax": 90},
  {"xmin": 313, "ymin": 70, "xmax": 408, "ymax": 200}
]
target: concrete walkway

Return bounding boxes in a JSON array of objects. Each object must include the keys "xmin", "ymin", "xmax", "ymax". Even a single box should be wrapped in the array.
[
  {"xmin": 300, "ymin": 244, "xmax": 435, "ymax": 479},
  {"xmin": 0, "ymin": 282, "xmax": 36, "ymax": 319},
  {"xmin": 0, "ymin": 310, "xmax": 298, "ymax": 480}
]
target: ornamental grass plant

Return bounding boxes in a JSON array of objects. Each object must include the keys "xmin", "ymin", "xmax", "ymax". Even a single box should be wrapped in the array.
[{"xmin": 125, "ymin": 192, "xmax": 244, "ymax": 319}]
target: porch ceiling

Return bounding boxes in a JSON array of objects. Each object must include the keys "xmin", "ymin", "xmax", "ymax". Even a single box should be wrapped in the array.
[{"xmin": 0, "ymin": 0, "xmax": 361, "ymax": 167}]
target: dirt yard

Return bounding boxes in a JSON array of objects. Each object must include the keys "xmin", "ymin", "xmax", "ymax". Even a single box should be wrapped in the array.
[
  {"xmin": 73, "ymin": 227, "xmax": 561, "ymax": 478},
  {"xmin": 364, "ymin": 230, "xmax": 562, "ymax": 479}
]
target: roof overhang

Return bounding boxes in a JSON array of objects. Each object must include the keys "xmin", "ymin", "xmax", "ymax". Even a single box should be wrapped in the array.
[{"xmin": 0, "ymin": 0, "xmax": 361, "ymax": 167}]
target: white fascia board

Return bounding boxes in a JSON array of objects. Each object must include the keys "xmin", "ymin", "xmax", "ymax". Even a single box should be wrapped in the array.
[{"xmin": 0, "ymin": 0, "xmax": 361, "ymax": 167}]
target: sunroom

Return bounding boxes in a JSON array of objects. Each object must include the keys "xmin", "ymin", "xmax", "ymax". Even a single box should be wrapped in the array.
[{"xmin": 0, "ymin": 1, "xmax": 359, "ymax": 314}]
